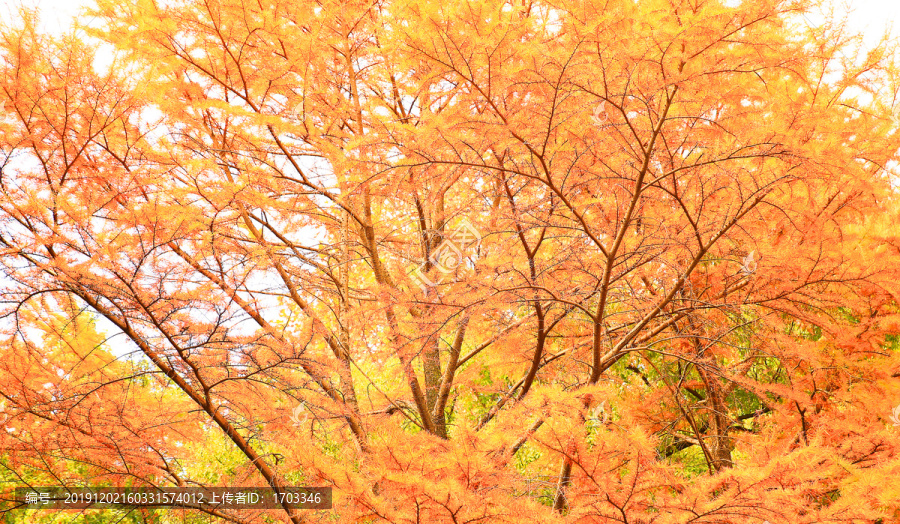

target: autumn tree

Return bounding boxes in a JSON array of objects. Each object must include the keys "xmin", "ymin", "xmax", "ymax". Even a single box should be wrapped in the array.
[{"xmin": 2, "ymin": 0, "xmax": 900, "ymax": 522}]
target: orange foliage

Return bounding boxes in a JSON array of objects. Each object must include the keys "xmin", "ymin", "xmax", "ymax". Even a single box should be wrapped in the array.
[{"xmin": 2, "ymin": 0, "xmax": 900, "ymax": 522}]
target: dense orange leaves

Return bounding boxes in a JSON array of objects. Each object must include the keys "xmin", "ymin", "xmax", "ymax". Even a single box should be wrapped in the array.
[{"xmin": 2, "ymin": 0, "xmax": 900, "ymax": 522}]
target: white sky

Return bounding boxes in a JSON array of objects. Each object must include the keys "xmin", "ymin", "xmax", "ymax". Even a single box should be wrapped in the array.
[
  {"xmin": 0, "ymin": 0, "xmax": 897, "ymax": 65},
  {"xmin": 4, "ymin": 0, "xmax": 900, "ymax": 41}
]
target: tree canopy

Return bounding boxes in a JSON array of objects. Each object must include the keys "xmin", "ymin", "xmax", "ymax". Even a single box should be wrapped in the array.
[{"xmin": 2, "ymin": 0, "xmax": 900, "ymax": 522}]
